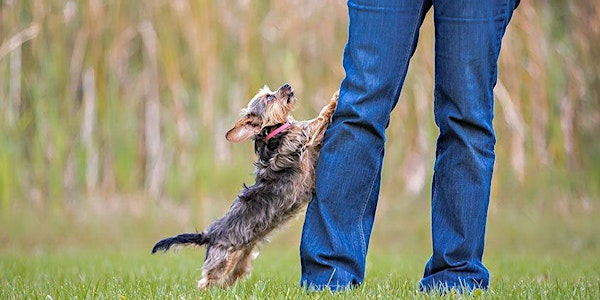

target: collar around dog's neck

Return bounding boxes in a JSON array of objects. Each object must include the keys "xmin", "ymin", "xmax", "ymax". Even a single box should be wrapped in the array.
[{"xmin": 265, "ymin": 122, "xmax": 291, "ymax": 141}]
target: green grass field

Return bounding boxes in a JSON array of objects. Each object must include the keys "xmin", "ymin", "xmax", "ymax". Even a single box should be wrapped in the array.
[
  {"xmin": 1, "ymin": 202, "xmax": 599, "ymax": 299},
  {"xmin": 1, "ymin": 249, "xmax": 599, "ymax": 299}
]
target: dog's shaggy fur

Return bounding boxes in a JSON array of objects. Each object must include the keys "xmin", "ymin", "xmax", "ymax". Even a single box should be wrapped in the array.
[{"xmin": 152, "ymin": 83, "xmax": 338, "ymax": 289}]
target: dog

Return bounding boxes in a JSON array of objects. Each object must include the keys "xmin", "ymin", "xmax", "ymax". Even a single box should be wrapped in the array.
[{"xmin": 152, "ymin": 83, "xmax": 338, "ymax": 289}]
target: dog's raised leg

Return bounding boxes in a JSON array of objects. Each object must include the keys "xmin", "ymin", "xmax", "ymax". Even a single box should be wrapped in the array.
[{"xmin": 307, "ymin": 90, "xmax": 338, "ymax": 146}]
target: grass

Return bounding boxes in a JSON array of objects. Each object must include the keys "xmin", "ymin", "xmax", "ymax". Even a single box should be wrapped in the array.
[
  {"xmin": 1, "ymin": 248, "xmax": 599, "ymax": 299},
  {"xmin": 1, "ymin": 201, "xmax": 599, "ymax": 299}
]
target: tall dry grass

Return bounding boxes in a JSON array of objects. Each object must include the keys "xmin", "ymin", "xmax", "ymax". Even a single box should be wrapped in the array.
[{"xmin": 0, "ymin": 0, "xmax": 598, "ymax": 220}]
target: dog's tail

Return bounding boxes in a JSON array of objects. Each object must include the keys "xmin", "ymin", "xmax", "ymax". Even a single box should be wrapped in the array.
[{"xmin": 151, "ymin": 233, "xmax": 209, "ymax": 254}]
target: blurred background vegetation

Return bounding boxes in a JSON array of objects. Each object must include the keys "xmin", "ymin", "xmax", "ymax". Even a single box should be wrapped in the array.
[{"xmin": 0, "ymin": 0, "xmax": 599, "ymax": 257}]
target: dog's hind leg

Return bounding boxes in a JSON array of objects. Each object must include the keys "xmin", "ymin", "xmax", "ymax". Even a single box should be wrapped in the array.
[
  {"xmin": 197, "ymin": 246, "xmax": 246, "ymax": 289},
  {"xmin": 226, "ymin": 245, "xmax": 258, "ymax": 285},
  {"xmin": 221, "ymin": 248, "xmax": 247, "ymax": 286},
  {"xmin": 197, "ymin": 245, "xmax": 228, "ymax": 289}
]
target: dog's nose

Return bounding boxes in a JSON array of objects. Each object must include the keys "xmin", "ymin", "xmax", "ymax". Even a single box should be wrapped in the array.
[
  {"xmin": 278, "ymin": 83, "xmax": 294, "ymax": 97},
  {"xmin": 281, "ymin": 83, "xmax": 291, "ymax": 91}
]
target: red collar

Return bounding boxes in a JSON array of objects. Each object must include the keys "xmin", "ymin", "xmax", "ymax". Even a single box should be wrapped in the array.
[{"xmin": 265, "ymin": 122, "xmax": 291, "ymax": 141}]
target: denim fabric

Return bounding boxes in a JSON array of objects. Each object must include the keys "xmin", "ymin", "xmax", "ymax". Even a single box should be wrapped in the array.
[{"xmin": 300, "ymin": 0, "xmax": 519, "ymax": 292}]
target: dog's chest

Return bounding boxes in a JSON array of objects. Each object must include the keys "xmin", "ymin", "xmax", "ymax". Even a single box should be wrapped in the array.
[{"xmin": 253, "ymin": 125, "xmax": 312, "ymax": 176}]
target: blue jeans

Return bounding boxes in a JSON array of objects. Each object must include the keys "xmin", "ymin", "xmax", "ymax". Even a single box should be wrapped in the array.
[{"xmin": 300, "ymin": 0, "xmax": 519, "ymax": 292}]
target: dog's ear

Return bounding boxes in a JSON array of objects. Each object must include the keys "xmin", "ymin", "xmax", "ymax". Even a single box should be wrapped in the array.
[
  {"xmin": 259, "ymin": 84, "xmax": 271, "ymax": 94},
  {"xmin": 226, "ymin": 117, "xmax": 261, "ymax": 143}
]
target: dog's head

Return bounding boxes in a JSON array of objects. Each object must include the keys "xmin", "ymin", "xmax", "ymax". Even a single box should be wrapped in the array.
[{"xmin": 226, "ymin": 83, "xmax": 296, "ymax": 143}]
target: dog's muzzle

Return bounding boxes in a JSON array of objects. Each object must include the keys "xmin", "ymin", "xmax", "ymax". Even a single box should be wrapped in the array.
[{"xmin": 278, "ymin": 83, "xmax": 295, "ymax": 103}]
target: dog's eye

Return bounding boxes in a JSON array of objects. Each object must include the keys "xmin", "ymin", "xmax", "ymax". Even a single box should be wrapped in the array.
[{"xmin": 266, "ymin": 95, "xmax": 273, "ymax": 102}]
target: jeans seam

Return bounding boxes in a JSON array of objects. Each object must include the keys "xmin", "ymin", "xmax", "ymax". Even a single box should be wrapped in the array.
[
  {"xmin": 394, "ymin": 0, "xmax": 428, "ymax": 111},
  {"xmin": 490, "ymin": 0, "xmax": 511, "ymax": 90},
  {"xmin": 358, "ymin": 143, "xmax": 384, "ymax": 258}
]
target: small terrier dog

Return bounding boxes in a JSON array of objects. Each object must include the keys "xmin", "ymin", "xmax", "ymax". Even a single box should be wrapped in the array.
[{"xmin": 152, "ymin": 83, "xmax": 338, "ymax": 289}]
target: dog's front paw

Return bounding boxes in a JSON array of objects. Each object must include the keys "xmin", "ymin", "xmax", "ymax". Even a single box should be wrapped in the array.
[
  {"xmin": 324, "ymin": 90, "xmax": 339, "ymax": 120},
  {"xmin": 331, "ymin": 90, "xmax": 339, "ymax": 105}
]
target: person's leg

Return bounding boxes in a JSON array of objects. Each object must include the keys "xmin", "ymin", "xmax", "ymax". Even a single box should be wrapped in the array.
[
  {"xmin": 300, "ymin": 0, "xmax": 431, "ymax": 291},
  {"xmin": 420, "ymin": 0, "xmax": 520, "ymax": 292}
]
